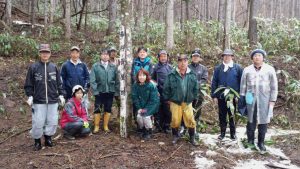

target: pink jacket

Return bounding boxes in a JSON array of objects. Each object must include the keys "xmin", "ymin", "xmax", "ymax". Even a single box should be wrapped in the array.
[{"xmin": 60, "ymin": 97, "xmax": 88, "ymax": 128}]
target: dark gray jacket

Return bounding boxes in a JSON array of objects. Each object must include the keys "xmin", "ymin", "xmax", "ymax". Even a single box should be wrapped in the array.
[
  {"xmin": 188, "ymin": 63, "xmax": 208, "ymax": 85},
  {"xmin": 152, "ymin": 62, "xmax": 173, "ymax": 94}
]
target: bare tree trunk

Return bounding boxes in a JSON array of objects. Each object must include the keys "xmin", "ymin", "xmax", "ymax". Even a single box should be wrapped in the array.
[
  {"xmin": 231, "ymin": 0, "xmax": 235, "ymax": 22},
  {"xmin": 31, "ymin": 0, "xmax": 36, "ymax": 27},
  {"xmin": 185, "ymin": 0, "xmax": 190, "ymax": 21},
  {"xmin": 44, "ymin": 0, "xmax": 48, "ymax": 29},
  {"xmin": 77, "ymin": 0, "xmax": 87, "ymax": 30},
  {"xmin": 84, "ymin": 0, "xmax": 88, "ymax": 31},
  {"xmin": 245, "ymin": 0, "xmax": 250, "ymax": 28},
  {"xmin": 119, "ymin": 0, "xmax": 133, "ymax": 138},
  {"xmin": 166, "ymin": 0, "xmax": 174, "ymax": 50},
  {"xmin": 223, "ymin": 0, "xmax": 231, "ymax": 50},
  {"xmin": 180, "ymin": 0, "xmax": 184, "ymax": 30},
  {"xmin": 5, "ymin": 0, "xmax": 12, "ymax": 27},
  {"xmin": 65, "ymin": 0, "xmax": 71, "ymax": 39},
  {"xmin": 248, "ymin": 0, "xmax": 259, "ymax": 48},
  {"xmin": 217, "ymin": 0, "xmax": 224, "ymax": 45},
  {"xmin": 205, "ymin": 0, "xmax": 209, "ymax": 21},
  {"xmin": 50, "ymin": 0, "xmax": 56, "ymax": 24},
  {"xmin": 107, "ymin": 0, "xmax": 117, "ymax": 35}
]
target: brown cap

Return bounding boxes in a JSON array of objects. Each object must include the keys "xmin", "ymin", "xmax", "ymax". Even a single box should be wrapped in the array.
[{"xmin": 39, "ymin": 44, "xmax": 51, "ymax": 52}]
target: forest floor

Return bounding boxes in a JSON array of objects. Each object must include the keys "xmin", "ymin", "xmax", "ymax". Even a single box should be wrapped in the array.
[{"xmin": 0, "ymin": 56, "xmax": 299, "ymax": 169}]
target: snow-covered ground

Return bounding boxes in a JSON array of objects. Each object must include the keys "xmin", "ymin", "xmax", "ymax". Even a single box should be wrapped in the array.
[{"xmin": 193, "ymin": 127, "xmax": 300, "ymax": 169}]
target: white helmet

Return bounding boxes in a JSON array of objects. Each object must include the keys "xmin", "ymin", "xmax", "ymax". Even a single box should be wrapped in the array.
[{"xmin": 72, "ymin": 85, "xmax": 85, "ymax": 96}]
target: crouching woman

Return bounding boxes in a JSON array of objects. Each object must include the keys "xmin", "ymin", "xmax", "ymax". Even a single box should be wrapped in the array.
[
  {"xmin": 132, "ymin": 69, "xmax": 159, "ymax": 140},
  {"xmin": 60, "ymin": 85, "xmax": 91, "ymax": 139}
]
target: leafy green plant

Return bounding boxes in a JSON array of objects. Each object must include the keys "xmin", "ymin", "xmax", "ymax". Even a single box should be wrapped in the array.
[{"xmin": 47, "ymin": 25, "xmax": 64, "ymax": 40}]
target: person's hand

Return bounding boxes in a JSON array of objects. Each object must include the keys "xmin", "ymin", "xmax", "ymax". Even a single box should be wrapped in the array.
[
  {"xmin": 269, "ymin": 101, "xmax": 275, "ymax": 107},
  {"xmin": 59, "ymin": 95, "xmax": 65, "ymax": 106},
  {"xmin": 26, "ymin": 96, "xmax": 33, "ymax": 106},
  {"xmin": 83, "ymin": 121, "xmax": 89, "ymax": 128},
  {"xmin": 213, "ymin": 98, "xmax": 218, "ymax": 104}
]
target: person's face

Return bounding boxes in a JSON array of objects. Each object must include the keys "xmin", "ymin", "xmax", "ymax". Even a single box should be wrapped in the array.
[
  {"xmin": 138, "ymin": 50, "xmax": 147, "ymax": 59},
  {"xmin": 252, "ymin": 53, "xmax": 264, "ymax": 65},
  {"xmin": 101, "ymin": 53, "xmax": 110, "ymax": 62},
  {"xmin": 138, "ymin": 73, "xmax": 147, "ymax": 83},
  {"xmin": 110, "ymin": 51, "xmax": 117, "ymax": 58},
  {"xmin": 191, "ymin": 55, "xmax": 202, "ymax": 63},
  {"xmin": 159, "ymin": 54, "xmax": 168, "ymax": 63},
  {"xmin": 70, "ymin": 50, "xmax": 80, "ymax": 62},
  {"xmin": 40, "ymin": 51, "xmax": 51, "ymax": 62},
  {"xmin": 178, "ymin": 58, "xmax": 188, "ymax": 71},
  {"xmin": 223, "ymin": 55, "xmax": 233, "ymax": 64},
  {"xmin": 75, "ymin": 89, "xmax": 84, "ymax": 100}
]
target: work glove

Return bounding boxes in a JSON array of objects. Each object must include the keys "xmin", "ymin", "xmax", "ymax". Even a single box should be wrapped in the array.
[
  {"xmin": 59, "ymin": 95, "xmax": 65, "ymax": 106},
  {"xmin": 83, "ymin": 121, "xmax": 89, "ymax": 128},
  {"xmin": 26, "ymin": 96, "xmax": 33, "ymax": 106}
]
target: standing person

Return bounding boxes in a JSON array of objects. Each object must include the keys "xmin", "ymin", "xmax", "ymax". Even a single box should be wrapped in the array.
[
  {"xmin": 163, "ymin": 54, "xmax": 199, "ymax": 146},
  {"xmin": 109, "ymin": 46, "xmax": 120, "ymax": 66},
  {"xmin": 131, "ymin": 47, "xmax": 153, "ymax": 83},
  {"xmin": 188, "ymin": 48, "xmax": 208, "ymax": 132},
  {"xmin": 24, "ymin": 44, "xmax": 65, "ymax": 151},
  {"xmin": 132, "ymin": 69, "xmax": 160, "ymax": 139},
  {"xmin": 60, "ymin": 46, "xmax": 90, "ymax": 118},
  {"xmin": 90, "ymin": 49, "xmax": 120, "ymax": 134},
  {"xmin": 240, "ymin": 49, "xmax": 278, "ymax": 151},
  {"xmin": 60, "ymin": 85, "xmax": 90, "ymax": 140},
  {"xmin": 211, "ymin": 49, "xmax": 243, "ymax": 140},
  {"xmin": 152, "ymin": 50, "xmax": 173, "ymax": 133}
]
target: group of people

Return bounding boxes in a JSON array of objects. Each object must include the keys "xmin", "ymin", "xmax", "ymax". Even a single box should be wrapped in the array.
[{"xmin": 24, "ymin": 43, "xmax": 278, "ymax": 152}]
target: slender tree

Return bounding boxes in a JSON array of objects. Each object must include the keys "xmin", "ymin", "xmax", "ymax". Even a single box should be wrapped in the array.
[
  {"xmin": 107, "ymin": 0, "xmax": 117, "ymax": 35},
  {"xmin": 5, "ymin": 0, "xmax": 12, "ymax": 27},
  {"xmin": 119, "ymin": 0, "xmax": 133, "ymax": 138},
  {"xmin": 248, "ymin": 0, "xmax": 259, "ymax": 47},
  {"xmin": 65, "ymin": 0, "xmax": 71, "ymax": 39},
  {"xmin": 166, "ymin": 0, "xmax": 174, "ymax": 50},
  {"xmin": 223, "ymin": 0, "xmax": 231, "ymax": 49}
]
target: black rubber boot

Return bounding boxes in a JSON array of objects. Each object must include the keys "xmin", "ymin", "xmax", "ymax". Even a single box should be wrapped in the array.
[
  {"xmin": 143, "ymin": 128, "xmax": 152, "ymax": 140},
  {"xmin": 34, "ymin": 139, "xmax": 42, "ymax": 151},
  {"xmin": 44, "ymin": 135, "xmax": 53, "ymax": 147},
  {"xmin": 188, "ymin": 128, "xmax": 199, "ymax": 146},
  {"xmin": 257, "ymin": 124, "xmax": 267, "ymax": 151},
  {"xmin": 218, "ymin": 128, "xmax": 226, "ymax": 140},
  {"xmin": 172, "ymin": 128, "xmax": 180, "ymax": 144},
  {"xmin": 230, "ymin": 127, "xmax": 237, "ymax": 140},
  {"xmin": 246, "ymin": 122, "xmax": 255, "ymax": 145}
]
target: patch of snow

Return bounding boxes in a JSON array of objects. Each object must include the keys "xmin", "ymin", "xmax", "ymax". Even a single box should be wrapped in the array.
[
  {"xmin": 194, "ymin": 156, "xmax": 216, "ymax": 169},
  {"xmin": 205, "ymin": 150, "xmax": 218, "ymax": 157},
  {"xmin": 234, "ymin": 159, "xmax": 268, "ymax": 169}
]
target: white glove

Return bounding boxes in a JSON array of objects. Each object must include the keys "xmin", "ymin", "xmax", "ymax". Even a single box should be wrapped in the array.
[
  {"xmin": 26, "ymin": 96, "xmax": 33, "ymax": 106},
  {"xmin": 59, "ymin": 95, "xmax": 65, "ymax": 106}
]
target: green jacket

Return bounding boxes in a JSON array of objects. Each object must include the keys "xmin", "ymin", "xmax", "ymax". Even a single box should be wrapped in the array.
[
  {"xmin": 132, "ymin": 82, "xmax": 160, "ymax": 116},
  {"xmin": 90, "ymin": 62, "xmax": 120, "ymax": 96},
  {"xmin": 163, "ymin": 68, "xmax": 199, "ymax": 104}
]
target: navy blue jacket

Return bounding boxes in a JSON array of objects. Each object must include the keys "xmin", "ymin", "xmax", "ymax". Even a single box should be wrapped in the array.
[
  {"xmin": 211, "ymin": 63, "xmax": 243, "ymax": 99},
  {"xmin": 61, "ymin": 60, "xmax": 90, "ymax": 99},
  {"xmin": 152, "ymin": 62, "xmax": 173, "ymax": 94}
]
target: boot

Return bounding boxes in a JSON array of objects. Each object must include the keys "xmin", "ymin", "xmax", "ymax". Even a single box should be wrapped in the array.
[
  {"xmin": 230, "ymin": 127, "xmax": 237, "ymax": 140},
  {"xmin": 34, "ymin": 139, "xmax": 42, "ymax": 151},
  {"xmin": 189, "ymin": 128, "xmax": 199, "ymax": 146},
  {"xmin": 44, "ymin": 135, "xmax": 53, "ymax": 147},
  {"xmin": 93, "ymin": 113, "xmax": 101, "ymax": 134},
  {"xmin": 103, "ymin": 112, "xmax": 111, "ymax": 132},
  {"xmin": 143, "ymin": 128, "xmax": 152, "ymax": 140},
  {"xmin": 257, "ymin": 124, "xmax": 267, "ymax": 151},
  {"xmin": 172, "ymin": 128, "xmax": 180, "ymax": 144},
  {"xmin": 218, "ymin": 128, "xmax": 226, "ymax": 140},
  {"xmin": 246, "ymin": 123, "xmax": 255, "ymax": 145}
]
